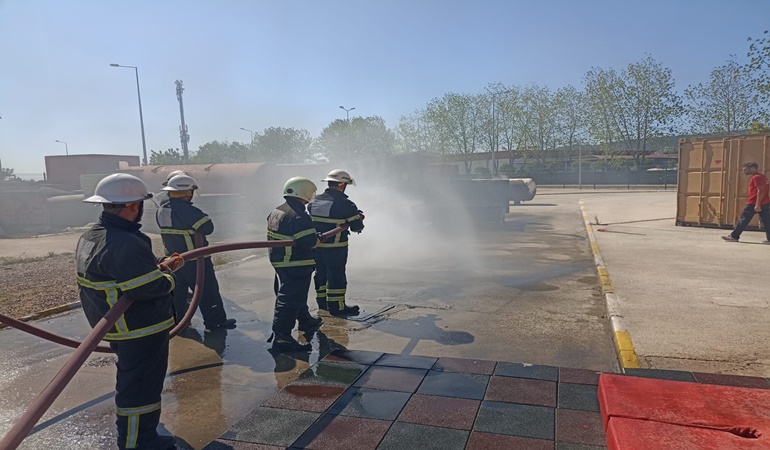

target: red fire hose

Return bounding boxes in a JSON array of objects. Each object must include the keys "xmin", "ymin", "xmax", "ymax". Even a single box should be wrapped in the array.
[{"xmin": 0, "ymin": 226, "xmax": 346, "ymax": 450}]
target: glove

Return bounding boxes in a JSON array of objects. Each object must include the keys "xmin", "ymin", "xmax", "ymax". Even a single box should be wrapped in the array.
[
  {"xmin": 159, "ymin": 253, "xmax": 185, "ymax": 272},
  {"xmin": 316, "ymin": 232, "xmax": 326, "ymax": 241},
  {"xmin": 359, "ymin": 213, "xmax": 365, "ymax": 221}
]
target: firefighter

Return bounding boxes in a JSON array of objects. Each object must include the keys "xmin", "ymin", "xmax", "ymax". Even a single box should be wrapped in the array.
[
  {"xmin": 308, "ymin": 169, "xmax": 365, "ymax": 316},
  {"xmin": 267, "ymin": 177, "xmax": 323, "ymax": 351},
  {"xmin": 156, "ymin": 174, "xmax": 236, "ymax": 331},
  {"xmin": 76, "ymin": 173, "xmax": 180, "ymax": 450}
]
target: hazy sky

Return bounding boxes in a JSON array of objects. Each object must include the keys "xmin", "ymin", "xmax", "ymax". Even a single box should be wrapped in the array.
[{"xmin": 1, "ymin": 0, "xmax": 768, "ymax": 174}]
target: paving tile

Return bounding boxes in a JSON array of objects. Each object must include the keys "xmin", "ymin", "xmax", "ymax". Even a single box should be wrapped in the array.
[
  {"xmin": 353, "ymin": 366, "xmax": 427, "ymax": 392},
  {"xmin": 396, "ymin": 394, "xmax": 479, "ymax": 430},
  {"xmin": 291, "ymin": 414, "xmax": 391, "ymax": 450},
  {"xmin": 323, "ymin": 349, "xmax": 384, "ymax": 365},
  {"xmin": 416, "ymin": 370, "xmax": 489, "ymax": 400},
  {"xmin": 692, "ymin": 372, "xmax": 770, "ymax": 389},
  {"xmin": 292, "ymin": 361, "xmax": 366, "ymax": 387},
  {"xmin": 221, "ymin": 407, "xmax": 319, "ymax": 447},
  {"xmin": 432, "ymin": 357, "xmax": 496, "ymax": 375},
  {"xmin": 328, "ymin": 387, "xmax": 411, "ymax": 420},
  {"xmin": 474, "ymin": 401, "xmax": 555, "ymax": 440},
  {"xmin": 261, "ymin": 384, "xmax": 346, "ymax": 413},
  {"xmin": 623, "ymin": 368, "xmax": 695, "ymax": 382},
  {"xmin": 485, "ymin": 376, "xmax": 556, "ymax": 407},
  {"xmin": 466, "ymin": 432, "xmax": 555, "ymax": 450},
  {"xmin": 375, "ymin": 353, "xmax": 438, "ymax": 369},
  {"xmin": 555, "ymin": 409, "xmax": 605, "ymax": 447},
  {"xmin": 495, "ymin": 362, "xmax": 559, "ymax": 381},
  {"xmin": 555, "ymin": 443, "xmax": 606, "ymax": 450},
  {"xmin": 377, "ymin": 422, "xmax": 469, "ymax": 450},
  {"xmin": 557, "ymin": 383, "xmax": 599, "ymax": 412},
  {"xmin": 558, "ymin": 368, "xmax": 602, "ymax": 386},
  {"xmin": 203, "ymin": 440, "xmax": 284, "ymax": 449}
]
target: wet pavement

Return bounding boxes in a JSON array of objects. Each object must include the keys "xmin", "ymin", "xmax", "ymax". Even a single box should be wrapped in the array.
[{"xmin": 0, "ymin": 196, "xmax": 618, "ymax": 449}]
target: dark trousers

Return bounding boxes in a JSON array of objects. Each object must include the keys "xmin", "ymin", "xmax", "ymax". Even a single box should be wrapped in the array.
[
  {"xmin": 110, "ymin": 331, "xmax": 170, "ymax": 449},
  {"xmin": 731, "ymin": 203, "xmax": 770, "ymax": 240},
  {"xmin": 172, "ymin": 258, "xmax": 227, "ymax": 328},
  {"xmin": 314, "ymin": 247, "xmax": 349, "ymax": 310},
  {"xmin": 273, "ymin": 266, "xmax": 314, "ymax": 336}
]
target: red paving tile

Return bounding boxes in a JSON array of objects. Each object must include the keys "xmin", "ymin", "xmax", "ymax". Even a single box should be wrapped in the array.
[
  {"xmin": 353, "ymin": 366, "xmax": 427, "ymax": 392},
  {"xmin": 305, "ymin": 415, "xmax": 392, "ymax": 450},
  {"xmin": 261, "ymin": 384, "xmax": 346, "ymax": 413},
  {"xmin": 206, "ymin": 439, "xmax": 284, "ymax": 449},
  {"xmin": 485, "ymin": 376, "xmax": 557, "ymax": 407},
  {"xmin": 433, "ymin": 357, "xmax": 497, "ymax": 375},
  {"xmin": 558, "ymin": 368, "xmax": 601, "ymax": 386},
  {"xmin": 396, "ymin": 394, "xmax": 480, "ymax": 430},
  {"xmin": 465, "ymin": 432, "xmax": 554, "ymax": 450},
  {"xmin": 556, "ymin": 409, "xmax": 605, "ymax": 447},
  {"xmin": 692, "ymin": 372, "xmax": 770, "ymax": 389}
]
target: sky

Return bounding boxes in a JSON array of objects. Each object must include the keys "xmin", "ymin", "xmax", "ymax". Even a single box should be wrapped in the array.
[{"xmin": 1, "ymin": 0, "xmax": 768, "ymax": 174}]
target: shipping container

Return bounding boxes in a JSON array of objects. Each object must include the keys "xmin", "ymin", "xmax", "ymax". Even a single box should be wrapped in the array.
[{"xmin": 677, "ymin": 134, "xmax": 770, "ymax": 229}]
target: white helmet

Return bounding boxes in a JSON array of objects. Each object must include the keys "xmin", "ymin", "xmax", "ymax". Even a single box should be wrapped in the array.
[
  {"xmin": 162, "ymin": 174, "xmax": 198, "ymax": 192},
  {"xmin": 84, "ymin": 174, "xmax": 152, "ymax": 204},
  {"xmin": 322, "ymin": 169, "xmax": 356, "ymax": 186},
  {"xmin": 162, "ymin": 170, "xmax": 188, "ymax": 187},
  {"xmin": 283, "ymin": 177, "xmax": 317, "ymax": 202}
]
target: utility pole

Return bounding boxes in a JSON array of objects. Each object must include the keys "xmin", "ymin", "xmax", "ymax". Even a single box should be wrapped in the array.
[{"xmin": 176, "ymin": 80, "xmax": 190, "ymax": 164}]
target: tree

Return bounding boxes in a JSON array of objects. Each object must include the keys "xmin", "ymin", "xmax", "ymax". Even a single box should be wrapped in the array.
[
  {"xmin": 748, "ymin": 30, "xmax": 770, "ymax": 98},
  {"xmin": 584, "ymin": 56, "xmax": 682, "ymax": 166},
  {"xmin": 315, "ymin": 116, "xmax": 396, "ymax": 161},
  {"xmin": 149, "ymin": 148, "xmax": 185, "ymax": 165},
  {"xmin": 1, "ymin": 166, "xmax": 15, "ymax": 180},
  {"xmin": 253, "ymin": 127, "xmax": 314, "ymax": 163},
  {"xmin": 554, "ymin": 85, "xmax": 588, "ymax": 164},
  {"xmin": 684, "ymin": 57, "xmax": 763, "ymax": 134},
  {"xmin": 396, "ymin": 110, "xmax": 438, "ymax": 153},
  {"xmin": 424, "ymin": 93, "xmax": 485, "ymax": 173},
  {"xmin": 192, "ymin": 140, "xmax": 252, "ymax": 164}
]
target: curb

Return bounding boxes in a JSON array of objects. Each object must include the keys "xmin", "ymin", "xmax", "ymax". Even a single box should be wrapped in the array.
[
  {"xmin": 579, "ymin": 200, "xmax": 640, "ymax": 371},
  {"xmin": 0, "ymin": 302, "xmax": 81, "ymax": 330}
]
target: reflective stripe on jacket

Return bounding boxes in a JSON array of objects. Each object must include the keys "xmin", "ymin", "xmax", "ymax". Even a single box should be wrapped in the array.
[
  {"xmin": 267, "ymin": 198, "xmax": 319, "ymax": 268},
  {"xmin": 76, "ymin": 212, "xmax": 175, "ymax": 341},
  {"xmin": 156, "ymin": 198, "xmax": 213, "ymax": 254}
]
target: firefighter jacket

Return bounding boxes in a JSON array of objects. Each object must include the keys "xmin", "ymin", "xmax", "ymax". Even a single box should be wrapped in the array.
[
  {"xmin": 267, "ymin": 197, "xmax": 319, "ymax": 268},
  {"xmin": 308, "ymin": 189, "xmax": 364, "ymax": 248},
  {"xmin": 76, "ymin": 212, "xmax": 176, "ymax": 341},
  {"xmin": 156, "ymin": 198, "xmax": 214, "ymax": 255}
]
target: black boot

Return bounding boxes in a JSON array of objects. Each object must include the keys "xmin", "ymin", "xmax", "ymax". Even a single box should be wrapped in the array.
[
  {"xmin": 271, "ymin": 334, "xmax": 312, "ymax": 352},
  {"xmin": 298, "ymin": 317, "xmax": 323, "ymax": 333},
  {"xmin": 205, "ymin": 318, "xmax": 237, "ymax": 332},
  {"xmin": 329, "ymin": 304, "xmax": 360, "ymax": 317}
]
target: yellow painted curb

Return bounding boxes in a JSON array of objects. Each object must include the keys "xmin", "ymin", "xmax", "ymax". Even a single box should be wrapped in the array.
[
  {"xmin": 0, "ymin": 302, "xmax": 81, "ymax": 329},
  {"xmin": 580, "ymin": 200, "xmax": 640, "ymax": 372}
]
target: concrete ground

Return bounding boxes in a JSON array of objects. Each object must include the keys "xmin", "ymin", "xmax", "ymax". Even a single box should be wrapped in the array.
[
  {"xmin": 579, "ymin": 190, "xmax": 770, "ymax": 377},
  {"xmin": 0, "ymin": 194, "xmax": 617, "ymax": 449}
]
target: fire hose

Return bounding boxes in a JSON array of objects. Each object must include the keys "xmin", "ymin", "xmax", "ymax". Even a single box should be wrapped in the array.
[{"xmin": 0, "ymin": 226, "xmax": 347, "ymax": 450}]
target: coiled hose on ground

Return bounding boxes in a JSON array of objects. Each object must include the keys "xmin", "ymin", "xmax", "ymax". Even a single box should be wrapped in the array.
[{"xmin": 0, "ymin": 226, "xmax": 346, "ymax": 450}]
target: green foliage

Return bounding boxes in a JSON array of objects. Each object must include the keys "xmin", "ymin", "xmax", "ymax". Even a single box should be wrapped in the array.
[
  {"xmin": 149, "ymin": 148, "xmax": 184, "ymax": 165},
  {"xmin": 315, "ymin": 116, "xmax": 396, "ymax": 161},
  {"xmin": 499, "ymin": 163, "xmax": 517, "ymax": 177},
  {"xmin": 192, "ymin": 141, "xmax": 252, "ymax": 164},
  {"xmin": 253, "ymin": 127, "xmax": 314, "ymax": 163},
  {"xmin": 684, "ymin": 57, "xmax": 763, "ymax": 134},
  {"xmin": 0, "ymin": 166, "xmax": 15, "ymax": 180},
  {"xmin": 473, "ymin": 166, "xmax": 492, "ymax": 178},
  {"xmin": 748, "ymin": 121, "xmax": 770, "ymax": 134},
  {"xmin": 748, "ymin": 30, "xmax": 770, "ymax": 96}
]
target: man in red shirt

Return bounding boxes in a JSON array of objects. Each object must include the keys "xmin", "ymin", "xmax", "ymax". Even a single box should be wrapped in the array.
[{"xmin": 722, "ymin": 162, "xmax": 770, "ymax": 243}]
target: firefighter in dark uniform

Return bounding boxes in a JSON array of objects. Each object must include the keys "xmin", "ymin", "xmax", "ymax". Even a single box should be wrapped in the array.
[
  {"xmin": 156, "ymin": 174, "xmax": 236, "ymax": 331},
  {"xmin": 76, "ymin": 173, "xmax": 180, "ymax": 450},
  {"xmin": 308, "ymin": 169, "xmax": 365, "ymax": 316},
  {"xmin": 267, "ymin": 177, "xmax": 323, "ymax": 351}
]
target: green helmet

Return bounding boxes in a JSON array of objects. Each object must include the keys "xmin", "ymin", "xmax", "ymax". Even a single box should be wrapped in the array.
[{"xmin": 283, "ymin": 177, "xmax": 317, "ymax": 202}]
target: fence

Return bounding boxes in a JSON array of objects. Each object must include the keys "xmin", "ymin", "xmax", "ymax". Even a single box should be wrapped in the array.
[{"xmin": 523, "ymin": 169, "xmax": 677, "ymax": 187}]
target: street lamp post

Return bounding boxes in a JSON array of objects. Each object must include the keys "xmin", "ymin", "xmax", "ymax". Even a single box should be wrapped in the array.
[
  {"xmin": 240, "ymin": 127, "xmax": 254, "ymax": 144},
  {"xmin": 110, "ymin": 63, "xmax": 148, "ymax": 166},
  {"xmin": 55, "ymin": 140, "xmax": 69, "ymax": 156},
  {"xmin": 338, "ymin": 105, "xmax": 355, "ymax": 121}
]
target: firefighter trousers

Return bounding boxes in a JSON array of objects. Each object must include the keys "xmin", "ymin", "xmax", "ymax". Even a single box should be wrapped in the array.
[
  {"xmin": 172, "ymin": 257, "xmax": 227, "ymax": 328},
  {"xmin": 272, "ymin": 266, "xmax": 314, "ymax": 336},
  {"xmin": 314, "ymin": 247, "xmax": 349, "ymax": 311},
  {"xmin": 109, "ymin": 331, "xmax": 169, "ymax": 449}
]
